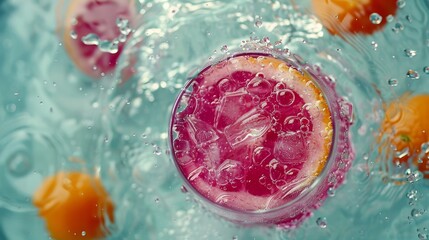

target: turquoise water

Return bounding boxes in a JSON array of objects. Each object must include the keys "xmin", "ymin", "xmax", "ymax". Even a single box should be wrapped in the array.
[{"xmin": 1, "ymin": 0, "xmax": 429, "ymax": 239}]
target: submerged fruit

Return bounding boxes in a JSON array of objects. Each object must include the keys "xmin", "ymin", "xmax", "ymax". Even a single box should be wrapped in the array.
[
  {"xmin": 171, "ymin": 53, "xmax": 333, "ymax": 211},
  {"xmin": 61, "ymin": 0, "xmax": 136, "ymax": 78},
  {"xmin": 33, "ymin": 171, "xmax": 115, "ymax": 240},
  {"xmin": 312, "ymin": 0, "xmax": 398, "ymax": 36},
  {"xmin": 380, "ymin": 94, "xmax": 429, "ymax": 178}
]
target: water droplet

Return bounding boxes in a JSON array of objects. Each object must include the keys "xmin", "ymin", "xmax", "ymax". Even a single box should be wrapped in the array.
[
  {"xmin": 370, "ymin": 13, "xmax": 383, "ymax": 24},
  {"xmin": 98, "ymin": 40, "xmax": 119, "ymax": 54},
  {"xmin": 81, "ymin": 33, "xmax": 100, "ymax": 45},
  {"xmin": 81, "ymin": 231, "xmax": 86, "ymax": 236},
  {"xmin": 392, "ymin": 22, "xmax": 404, "ymax": 33},
  {"xmin": 180, "ymin": 185, "xmax": 188, "ymax": 193},
  {"xmin": 327, "ymin": 187, "xmax": 335, "ymax": 197},
  {"xmin": 221, "ymin": 45, "xmax": 228, "ymax": 53},
  {"xmin": 316, "ymin": 217, "xmax": 327, "ymax": 228},
  {"xmin": 418, "ymin": 233, "xmax": 428, "ymax": 240},
  {"xmin": 407, "ymin": 190, "xmax": 418, "ymax": 200},
  {"xmin": 232, "ymin": 236, "xmax": 238, "ymax": 240},
  {"xmin": 70, "ymin": 30, "xmax": 77, "ymax": 39},
  {"xmin": 406, "ymin": 15, "xmax": 412, "ymax": 22},
  {"xmin": 153, "ymin": 145, "xmax": 162, "ymax": 156},
  {"xmin": 371, "ymin": 41, "xmax": 378, "ymax": 50},
  {"xmin": 406, "ymin": 69, "xmax": 420, "ymax": 79},
  {"xmin": 397, "ymin": 0, "xmax": 406, "ymax": 8},
  {"xmin": 386, "ymin": 15, "xmax": 394, "ymax": 23},
  {"xmin": 254, "ymin": 19, "xmax": 263, "ymax": 28},
  {"xmin": 421, "ymin": 142, "xmax": 429, "ymax": 154},
  {"xmin": 411, "ymin": 208, "xmax": 424, "ymax": 218},
  {"xmin": 154, "ymin": 197, "xmax": 160, "ymax": 203},
  {"xmin": 405, "ymin": 169, "xmax": 422, "ymax": 183},
  {"xmin": 118, "ymin": 33, "xmax": 127, "ymax": 43},
  {"xmin": 423, "ymin": 66, "xmax": 429, "ymax": 74},
  {"xmin": 116, "ymin": 17, "xmax": 129, "ymax": 28},
  {"xmin": 404, "ymin": 49, "xmax": 417, "ymax": 58},
  {"xmin": 387, "ymin": 78, "xmax": 398, "ymax": 87}
]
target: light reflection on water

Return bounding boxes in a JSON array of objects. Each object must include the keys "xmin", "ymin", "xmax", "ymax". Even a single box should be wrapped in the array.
[{"xmin": 0, "ymin": 0, "xmax": 429, "ymax": 239}]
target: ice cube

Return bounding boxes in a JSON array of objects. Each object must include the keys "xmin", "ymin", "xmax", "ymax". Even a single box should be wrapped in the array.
[
  {"xmin": 216, "ymin": 159, "xmax": 245, "ymax": 186},
  {"xmin": 185, "ymin": 115, "xmax": 219, "ymax": 146},
  {"xmin": 214, "ymin": 89, "xmax": 258, "ymax": 130},
  {"xmin": 224, "ymin": 108, "xmax": 271, "ymax": 148},
  {"xmin": 273, "ymin": 131, "xmax": 307, "ymax": 164}
]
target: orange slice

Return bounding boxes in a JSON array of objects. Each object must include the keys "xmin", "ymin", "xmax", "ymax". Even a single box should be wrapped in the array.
[
  {"xmin": 380, "ymin": 94, "xmax": 429, "ymax": 177},
  {"xmin": 33, "ymin": 171, "xmax": 115, "ymax": 240},
  {"xmin": 312, "ymin": 0, "xmax": 398, "ymax": 35}
]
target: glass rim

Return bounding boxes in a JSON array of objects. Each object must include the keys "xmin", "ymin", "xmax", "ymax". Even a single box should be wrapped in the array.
[{"xmin": 167, "ymin": 47, "xmax": 340, "ymax": 217}]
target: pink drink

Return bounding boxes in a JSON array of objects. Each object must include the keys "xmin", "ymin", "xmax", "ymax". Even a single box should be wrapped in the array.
[{"xmin": 169, "ymin": 50, "xmax": 354, "ymax": 228}]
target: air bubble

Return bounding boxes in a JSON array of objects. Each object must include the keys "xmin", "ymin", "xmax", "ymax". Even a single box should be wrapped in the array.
[
  {"xmin": 316, "ymin": 217, "xmax": 327, "ymax": 228},
  {"xmin": 70, "ymin": 30, "xmax": 77, "ymax": 39},
  {"xmin": 153, "ymin": 145, "xmax": 162, "ymax": 156},
  {"xmin": 411, "ymin": 208, "xmax": 424, "ymax": 218},
  {"xmin": 369, "ymin": 13, "xmax": 382, "ymax": 25},
  {"xmin": 276, "ymin": 89, "xmax": 295, "ymax": 106},
  {"xmin": 405, "ymin": 169, "xmax": 422, "ymax": 183},
  {"xmin": 387, "ymin": 78, "xmax": 398, "ymax": 86},
  {"xmin": 406, "ymin": 69, "xmax": 420, "ymax": 79},
  {"xmin": 407, "ymin": 190, "xmax": 418, "ymax": 200},
  {"xmin": 180, "ymin": 185, "xmax": 188, "ymax": 193},
  {"xmin": 397, "ymin": 0, "xmax": 406, "ymax": 8},
  {"xmin": 392, "ymin": 22, "xmax": 404, "ymax": 33},
  {"xmin": 81, "ymin": 33, "xmax": 100, "ymax": 45},
  {"xmin": 116, "ymin": 17, "xmax": 129, "ymax": 28},
  {"xmin": 254, "ymin": 19, "xmax": 263, "ymax": 28},
  {"xmin": 98, "ymin": 40, "xmax": 119, "ymax": 54},
  {"xmin": 404, "ymin": 49, "xmax": 417, "ymax": 58},
  {"xmin": 327, "ymin": 187, "xmax": 335, "ymax": 197}
]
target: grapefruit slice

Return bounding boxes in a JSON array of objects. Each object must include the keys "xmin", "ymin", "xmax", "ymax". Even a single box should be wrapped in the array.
[
  {"xmin": 380, "ymin": 94, "xmax": 429, "ymax": 178},
  {"xmin": 171, "ymin": 53, "xmax": 333, "ymax": 211},
  {"xmin": 33, "ymin": 171, "xmax": 115, "ymax": 240},
  {"xmin": 312, "ymin": 0, "xmax": 398, "ymax": 36},
  {"xmin": 60, "ymin": 0, "xmax": 136, "ymax": 79}
]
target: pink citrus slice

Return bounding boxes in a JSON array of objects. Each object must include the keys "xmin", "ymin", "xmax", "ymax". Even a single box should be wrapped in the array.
[
  {"xmin": 60, "ymin": 0, "xmax": 136, "ymax": 79},
  {"xmin": 171, "ymin": 53, "xmax": 333, "ymax": 211}
]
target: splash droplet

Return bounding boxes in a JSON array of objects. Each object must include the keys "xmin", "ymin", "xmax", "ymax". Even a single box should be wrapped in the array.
[
  {"xmin": 70, "ymin": 30, "xmax": 77, "ymax": 39},
  {"xmin": 406, "ymin": 69, "xmax": 420, "ymax": 79},
  {"xmin": 316, "ymin": 217, "xmax": 328, "ymax": 228},
  {"xmin": 404, "ymin": 49, "xmax": 417, "ymax": 58},
  {"xmin": 387, "ymin": 78, "xmax": 398, "ymax": 87},
  {"xmin": 392, "ymin": 22, "xmax": 404, "ymax": 33},
  {"xmin": 397, "ymin": 0, "xmax": 406, "ymax": 8},
  {"xmin": 254, "ymin": 19, "xmax": 263, "ymax": 28},
  {"xmin": 81, "ymin": 33, "xmax": 100, "ymax": 45},
  {"xmin": 369, "ymin": 13, "xmax": 382, "ymax": 24},
  {"xmin": 411, "ymin": 208, "xmax": 424, "ymax": 218}
]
